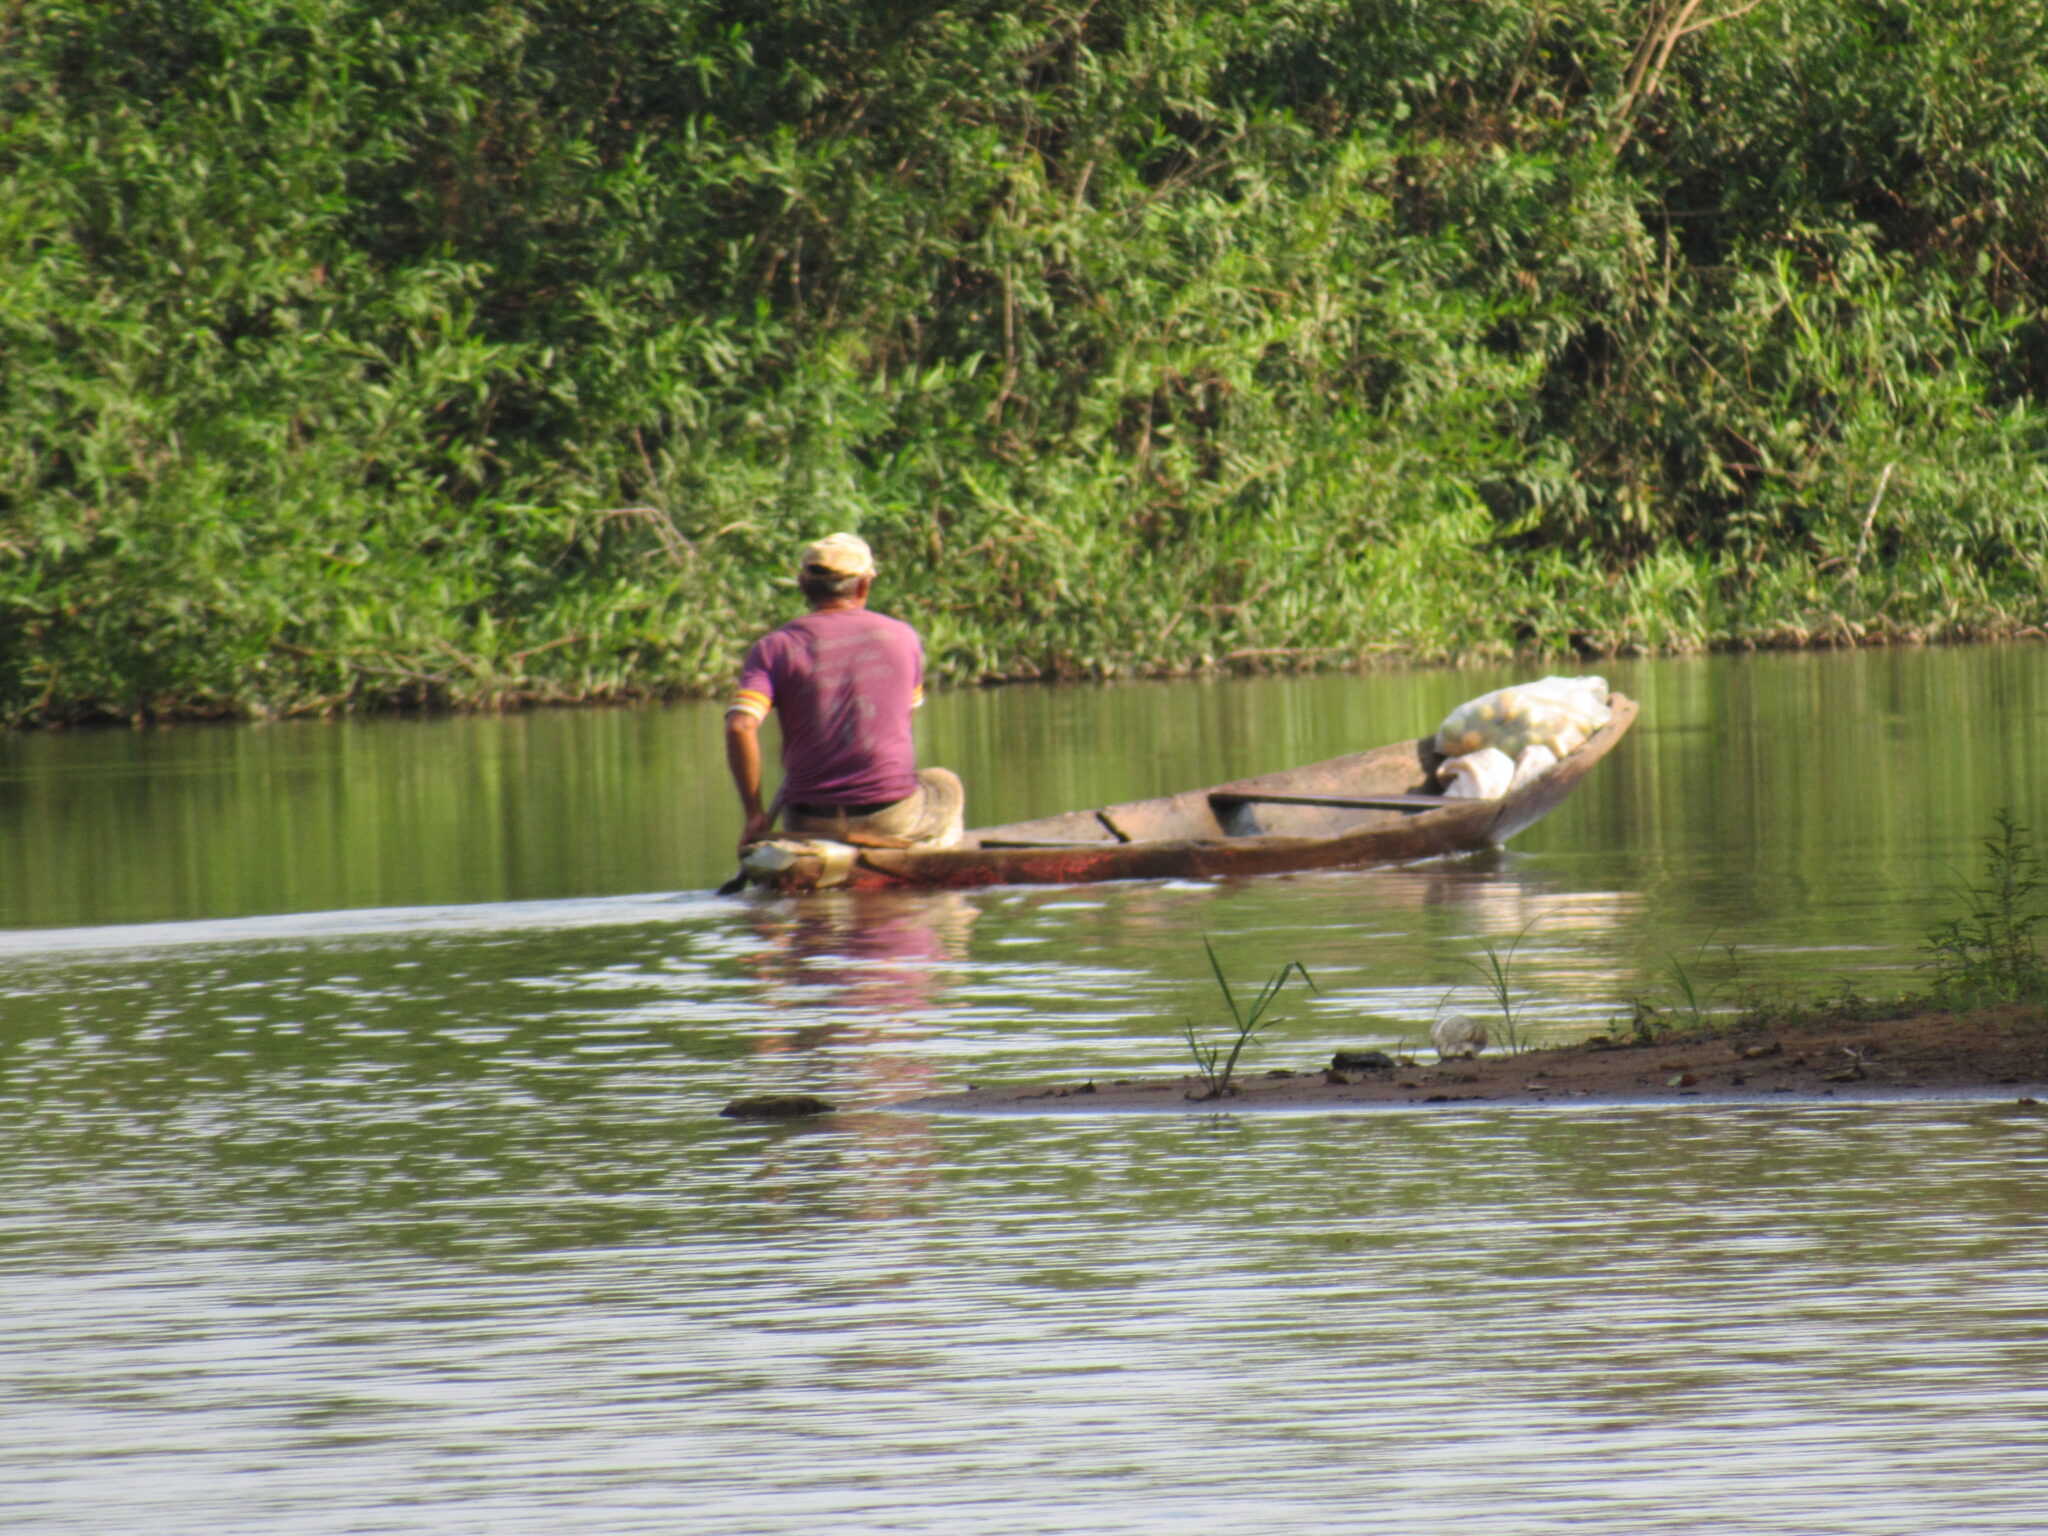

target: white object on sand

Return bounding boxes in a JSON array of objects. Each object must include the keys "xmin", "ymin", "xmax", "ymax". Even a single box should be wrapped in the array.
[{"xmin": 1431, "ymin": 1013, "xmax": 1489, "ymax": 1060}]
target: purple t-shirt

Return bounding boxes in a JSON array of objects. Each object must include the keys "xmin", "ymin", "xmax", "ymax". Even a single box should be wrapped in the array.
[{"xmin": 733, "ymin": 609, "xmax": 924, "ymax": 806}]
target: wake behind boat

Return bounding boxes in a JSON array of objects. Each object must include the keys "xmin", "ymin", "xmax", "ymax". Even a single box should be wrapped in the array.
[{"xmin": 734, "ymin": 694, "xmax": 1637, "ymax": 893}]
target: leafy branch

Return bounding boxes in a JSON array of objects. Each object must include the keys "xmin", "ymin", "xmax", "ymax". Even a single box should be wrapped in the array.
[{"xmin": 1612, "ymin": 0, "xmax": 1771, "ymax": 150}]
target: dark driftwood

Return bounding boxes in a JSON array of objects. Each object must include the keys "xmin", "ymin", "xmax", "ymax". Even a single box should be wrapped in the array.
[{"xmin": 743, "ymin": 696, "xmax": 1636, "ymax": 893}]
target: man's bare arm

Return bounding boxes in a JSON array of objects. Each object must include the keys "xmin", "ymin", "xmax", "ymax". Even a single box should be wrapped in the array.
[{"xmin": 725, "ymin": 712, "xmax": 772, "ymax": 856}]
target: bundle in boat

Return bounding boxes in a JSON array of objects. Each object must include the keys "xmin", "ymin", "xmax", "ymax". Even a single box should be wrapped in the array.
[{"xmin": 1435, "ymin": 677, "xmax": 1611, "ymax": 799}]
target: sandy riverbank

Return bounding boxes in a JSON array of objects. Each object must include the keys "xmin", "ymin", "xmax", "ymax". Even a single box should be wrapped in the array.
[{"xmin": 889, "ymin": 1004, "xmax": 2048, "ymax": 1113}]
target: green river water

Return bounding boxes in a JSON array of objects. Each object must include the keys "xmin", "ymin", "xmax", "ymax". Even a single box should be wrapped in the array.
[{"xmin": 4, "ymin": 645, "xmax": 2048, "ymax": 1532}]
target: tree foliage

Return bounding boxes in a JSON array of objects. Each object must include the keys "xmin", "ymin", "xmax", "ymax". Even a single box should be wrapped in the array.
[{"xmin": 4, "ymin": 0, "xmax": 2047, "ymax": 722}]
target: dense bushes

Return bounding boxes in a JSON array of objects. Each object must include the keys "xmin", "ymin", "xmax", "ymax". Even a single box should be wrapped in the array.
[{"xmin": 4, "ymin": 0, "xmax": 2047, "ymax": 723}]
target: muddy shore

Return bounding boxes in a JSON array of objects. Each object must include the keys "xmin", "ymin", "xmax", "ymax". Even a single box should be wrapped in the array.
[{"xmin": 891, "ymin": 1004, "xmax": 2048, "ymax": 1113}]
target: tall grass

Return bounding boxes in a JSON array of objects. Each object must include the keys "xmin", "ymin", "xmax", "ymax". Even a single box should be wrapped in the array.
[
  {"xmin": 1924, "ymin": 811, "xmax": 2048, "ymax": 1005},
  {"xmin": 1462, "ymin": 920, "xmax": 1542, "ymax": 1055},
  {"xmin": 5, "ymin": 2, "xmax": 2048, "ymax": 724}
]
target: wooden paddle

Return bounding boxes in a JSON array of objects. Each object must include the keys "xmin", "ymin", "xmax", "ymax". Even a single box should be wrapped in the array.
[{"xmin": 1209, "ymin": 790, "xmax": 1456, "ymax": 813}]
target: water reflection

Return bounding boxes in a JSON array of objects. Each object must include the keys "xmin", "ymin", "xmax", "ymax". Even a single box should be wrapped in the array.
[
  {"xmin": 11, "ymin": 1096, "xmax": 2043, "ymax": 1535},
  {"xmin": 5, "ymin": 642, "xmax": 2042, "ymax": 931},
  {"xmin": 739, "ymin": 889, "xmax": 977, "ymax": 1019},
  {"xmin": 737, "ymin": 891, "xmax": 977, "ymax": 1161},
  {"xmin": 5, "ymin": 648, "xmax": 2048, "ymax": 1534}
]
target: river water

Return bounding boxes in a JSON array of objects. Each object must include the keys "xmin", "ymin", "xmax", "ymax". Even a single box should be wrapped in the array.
[{"xmin": 5, "ymin": 646, "xmax": 2048, "ymax": 1531}]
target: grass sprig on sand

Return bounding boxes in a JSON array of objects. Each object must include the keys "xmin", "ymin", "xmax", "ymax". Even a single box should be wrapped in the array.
[
  {"xmin": 1183, "ymin": 937, "xmax": 1316, "ymax": 1101},
  {"xmin": 1461, "ymin": 919, "xmax": 1544, "ymax": 1055}
]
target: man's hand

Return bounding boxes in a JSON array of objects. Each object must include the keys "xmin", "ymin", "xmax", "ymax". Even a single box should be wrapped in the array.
[{"xmin": 737, "ymin": 809, "xmax": 773, "ymax": 857}]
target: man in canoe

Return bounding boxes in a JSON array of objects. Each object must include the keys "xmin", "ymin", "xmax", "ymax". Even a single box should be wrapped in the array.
[{"xmin": 725, "ymin": 533, "xmax": 965, "ymax": 858}]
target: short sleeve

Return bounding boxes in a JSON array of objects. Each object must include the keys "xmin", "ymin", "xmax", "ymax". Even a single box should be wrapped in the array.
[{"xmin": 727, "ymin": 636, "xmax": 775, "ymax": 720}]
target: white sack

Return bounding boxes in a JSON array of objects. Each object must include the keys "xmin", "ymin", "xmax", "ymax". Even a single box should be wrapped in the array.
[
  {"xmin": 1439, "ymin": 747, "xmax": 1516, "ymax": 800},
  {"xmin": 1509, "ymin": 743, "xmax": 1560, "ymax": 791}
]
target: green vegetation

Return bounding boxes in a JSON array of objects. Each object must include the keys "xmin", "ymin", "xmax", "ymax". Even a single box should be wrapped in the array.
[
  {"xmin": 7, "ymin": 1, "xmax": 2048, "ymax": 724},
  {"xmin": 1182, "ymin": 935, "xmax": 1314, "ymax": 1098},
  {"xmin": 1622, "ymin": 936, "xmax": 1740, "ymax": 1039},
  {"xmin": 1461, "ymin": 922, "xmax": 1539, "ymax": 1053},
  {"xmin": 1616, "ymin": 813, "xmax": 2048, "ymax": 1042},
  {"xmin": 1924, "ymin": 809, "xmax": 2048, "ymax": 1004},
  {"xmin": 1659, "ymin": 938, "xmax": 1720, "ymax": 1032}
]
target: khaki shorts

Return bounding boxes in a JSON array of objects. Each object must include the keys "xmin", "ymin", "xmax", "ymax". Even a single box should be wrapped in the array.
[{"xmin": 782, "ymin": 768, "xmax": 965, "ymax": 849}]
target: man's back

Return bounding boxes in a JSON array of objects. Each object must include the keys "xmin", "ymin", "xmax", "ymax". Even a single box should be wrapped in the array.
[{"xmin": 736, "ymin": 608, "xmax": 923, "ymax": 807}]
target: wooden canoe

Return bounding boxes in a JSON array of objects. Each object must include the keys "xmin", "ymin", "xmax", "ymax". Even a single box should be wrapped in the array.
[{"xmin": 741, "ymin": 695, "xmax": 1636, "ymax": 893}]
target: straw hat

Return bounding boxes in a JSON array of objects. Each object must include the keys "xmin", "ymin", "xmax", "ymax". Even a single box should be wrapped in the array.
[{"xmin": 798, "ymin": 533, "xmax": 876, "ymax": 580}]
